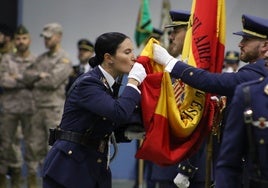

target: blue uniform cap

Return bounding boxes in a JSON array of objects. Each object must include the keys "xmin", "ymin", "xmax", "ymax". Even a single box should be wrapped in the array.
[
  {"xmin": 78, "ymin": 39, "xmax": 94, "ymax": 52},
  {"xmin": 224, "ymin": 51, "xmax": 240, "ymax": 64},
  {"xmin": 150, "ymin": 28, "xmax": 164, "ymax": 39},
  {"xmin": 233, "ymin": 14, "xmax": 268, "ymax": 39},
  {"xmin": 165, "ymin": 10, "xmax": 190, "ymax": 28}
]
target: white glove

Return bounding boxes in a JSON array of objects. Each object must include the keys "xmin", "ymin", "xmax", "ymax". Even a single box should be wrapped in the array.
[
  {"xmin": 128, "ymin": 63, "xmax": 147, "ymax": 85},
  {"xmin": 173, "ymin": 173, "xmax": 190, "ymax": 188},
  {"xmin": 153, "ymin": 43, "xmax": 178, "ymax": 67},
  {"xmin": 124, "ymin": 125, "xmax": 145, "ymax": 140}
]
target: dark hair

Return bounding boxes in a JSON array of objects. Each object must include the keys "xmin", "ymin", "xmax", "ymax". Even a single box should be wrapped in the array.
[{"xmin": 88, "ymin": 32, "xmax": 129, "ymax": 67}]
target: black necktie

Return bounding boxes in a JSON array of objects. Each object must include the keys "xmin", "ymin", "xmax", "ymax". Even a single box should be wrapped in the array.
[
  {"xmin": 112, "ymin": 82, "xmax": 120, "ymax": 98},
  {"xmin": 79, "ymin": 66, "xmax": 85, "ymax": 74}
]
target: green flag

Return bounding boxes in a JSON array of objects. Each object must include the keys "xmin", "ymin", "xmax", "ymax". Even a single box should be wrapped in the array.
[{"xmin": 135, "ymin": 0, "xmax": 153, "ymax": 48}]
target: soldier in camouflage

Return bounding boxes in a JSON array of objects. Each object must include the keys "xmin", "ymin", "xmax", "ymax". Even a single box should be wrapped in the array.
[
  {"xmin": 23, "ymin": 22, "xmax": 72, "ymax": 179},
  {"xmin": 0, "ymin": 25, "xmax": 36, "ymax": 188}
]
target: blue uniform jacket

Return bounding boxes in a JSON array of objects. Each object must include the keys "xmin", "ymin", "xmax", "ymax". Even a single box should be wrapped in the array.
[
  {"xmin": 173, "ymin": 59, "xmax": 268, "ymax": 181},
  {"xmin": 216, "ymin": 76, "xmax": 268, "ymax": 188},
  {"xmin": 42, "ymin": 66, "xmax": 141, "ymax": 187},
  {"xmin": 171, "ymin": 59, "xmax": 268, "ymax": 101}
]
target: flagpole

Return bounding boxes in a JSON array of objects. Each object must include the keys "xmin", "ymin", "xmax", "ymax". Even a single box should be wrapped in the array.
[
  {"xmin": 205, "ymin": 132, "xmax": 213, "ymax": 188},
  {"xmin": 136, "ymin": 139, "xmax": 144, "ymax": 188},
  {"xmin": 159, "ymin": 0, "xmax": 171, "ymax": 49}
]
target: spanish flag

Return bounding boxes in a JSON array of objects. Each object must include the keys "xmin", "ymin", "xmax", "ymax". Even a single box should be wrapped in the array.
[{"xmin": 136, "ymin": 0, "xmax": 225, "ymax": 166}]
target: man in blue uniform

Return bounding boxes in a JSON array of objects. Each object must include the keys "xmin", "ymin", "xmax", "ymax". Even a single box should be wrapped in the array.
[
  {"xmin": 215, "ymin": 61, "xmax": 268, "ymax": 188},
  {"xmin": 65, "ymin": 39, "xmax": 95, "ymax": 93},
  {"xmin": 222, "ymin": 50, "xmax": 240, "ymax": 73},
  {"xmin": 152, "ymin": 14, "xmax": 268, "ymax": 188}
]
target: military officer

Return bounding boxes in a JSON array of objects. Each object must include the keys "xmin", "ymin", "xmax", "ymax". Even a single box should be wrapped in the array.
[
  {"xmin": 65, "ymin": 38, "xmax": 95, "ymax": 93},
  {"xmin": 0, "ymin": 25, "xmax": 36, "ymax": 188},
  {"xmin": 23, "ymin": 22, "xmax": 73, "ymax": 175},
  {"xmin": 42, "ymin": 32, "xmax": 147, "ymax": 188},
  {"xmin": 215, "ymin": 63, "xmax": 268, "ymax": 187},
  {"xmin": 152, "ymin": 14, "xmax": 268, "ymax": 188},
  {"xmin": 222, "ymin": 50, "xmax": 240, "ymax": 73}
]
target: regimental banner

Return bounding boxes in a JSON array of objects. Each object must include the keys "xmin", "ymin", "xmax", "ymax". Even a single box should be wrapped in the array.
[{"xmin": 135, "ymin": 0, "xmax": 154, "ymax": 48}]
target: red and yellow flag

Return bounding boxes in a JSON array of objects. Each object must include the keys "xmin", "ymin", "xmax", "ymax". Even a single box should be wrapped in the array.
[{"xmin": 135, "ymin": 0, "xmax": 225, "ymax": 166}]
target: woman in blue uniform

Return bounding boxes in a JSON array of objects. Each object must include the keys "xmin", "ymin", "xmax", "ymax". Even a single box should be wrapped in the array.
[{"xmin": 42, "ymin": 32, "xmax": 147, "ymax": 188}]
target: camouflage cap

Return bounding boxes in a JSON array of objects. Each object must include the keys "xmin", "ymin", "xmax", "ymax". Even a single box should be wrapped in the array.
[
  {"xmin": 40, "ymin": 22, "xmax": 62, "ymax": 38},
  {"xmin": 14, "ymin": 25, "xmax": 29, "ymax": 35}
]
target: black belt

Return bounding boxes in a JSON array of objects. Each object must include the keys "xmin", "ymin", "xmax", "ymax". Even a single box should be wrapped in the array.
[
  {"xmin": 249, "ymin": 177, "xmax": 268, "ymax": 188},
  {"xmin": 49, "ymin": 128, "xmax": 108, "ymax": 153}
]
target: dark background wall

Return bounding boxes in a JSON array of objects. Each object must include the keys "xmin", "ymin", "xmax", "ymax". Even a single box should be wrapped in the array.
[{"xmin": 0, "ymin": 0, "xmax": 18, "ymax": 33}]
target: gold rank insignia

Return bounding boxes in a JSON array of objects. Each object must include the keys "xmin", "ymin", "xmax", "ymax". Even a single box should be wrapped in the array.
[
  {"xmin": 100, "ymin": 77, "xmax": 109, "ymax": 89},
  {"xmin": 61, "ymin": 58, "xmax": 70, "ymax": 64},
  {"xmin": 264, "ymin": 84, "xmax": 268, "ymax": 95}
]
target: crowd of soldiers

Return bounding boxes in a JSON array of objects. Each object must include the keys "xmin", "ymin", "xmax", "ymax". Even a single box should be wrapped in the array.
[{"xmin": 0, "ymin": 23, "xmax": 95, "ymax": 188}]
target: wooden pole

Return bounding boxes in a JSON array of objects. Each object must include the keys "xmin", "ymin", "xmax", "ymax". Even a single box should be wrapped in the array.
[
  {"xmin": 205, "ymin": 132, "xmax": 213, "ymax": 188},
  {"xmin": 137, "ymin": 139, "xmax": 144, "ymax": 188}
]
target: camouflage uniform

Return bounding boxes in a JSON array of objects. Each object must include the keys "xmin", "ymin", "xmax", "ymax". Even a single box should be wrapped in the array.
[
  {"xmin": 23, "ymin": 48, "xmax": 72, "ymax": 169},
  {"xmin": 0, "ymin": 52, "xmax": 36, "ymax": 186}
]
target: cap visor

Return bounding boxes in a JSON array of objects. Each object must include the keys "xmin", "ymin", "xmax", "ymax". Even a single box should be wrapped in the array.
[
  {"xmin": 40, "ymin": 31, "xmax": 52, "ymax": 38},
  {"xmin": 224, "ymin": 60, "xmax": 239, "ymax": 64},
  {"xmin": 233, "ymin": 31, "xmax": 255, "ymax": 38},
  {"xmin": 79, "ymin": 45, "xmax": 94, "ymax": 51},
  {"xmin": 165, "ymin": 24, "xmax": 177, "ymax": 28}
]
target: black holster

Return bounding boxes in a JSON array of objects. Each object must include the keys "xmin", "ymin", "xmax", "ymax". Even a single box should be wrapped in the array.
[{"xmin": 48, "ymin": 128, "xmax": 57, "ymax": 146}]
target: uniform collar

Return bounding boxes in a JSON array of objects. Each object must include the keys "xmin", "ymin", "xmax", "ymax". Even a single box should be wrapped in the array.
[{"xmin": 98, "ymin": 65, "xmax": 115, "ymax": 88}]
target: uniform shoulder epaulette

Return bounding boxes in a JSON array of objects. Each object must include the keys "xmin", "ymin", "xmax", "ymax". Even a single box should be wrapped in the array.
[{"xmin": 60, "ymin": 57, "xmax": 71, "ymax": 64}]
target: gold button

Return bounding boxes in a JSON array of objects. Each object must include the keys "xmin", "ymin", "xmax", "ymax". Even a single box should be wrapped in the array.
[
  {"xmin": 97, "ymin": 158, "xmax": 102, "ymax": 163},
  {"xmin": 189, "ymin": 72, "xmax": 193, "ymax": 76},
  {"xmin": 68, "ymin": 150, "xmax": 72, "ymax": 155},
  {"xmin": 259, "ymin": 139, "xmax": 265, "ymax": 144},
  {"xmin": 182, "ymin": 166, "xmax": 186, "ymax": 170},
  {"xmin": 188, "ymin": 169, "xmax": 192, "ymax": 173},
  {"xmin": 264, "ymin": 84, "xmax": 268, "ymax": 95},
  {"xmin": 102, "ymin": 117, "xmax": 107, "ymax": 120},
  {"xmin": 135, "ymin": 105, "xmax": 139, "ymax": 109}
]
